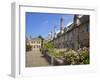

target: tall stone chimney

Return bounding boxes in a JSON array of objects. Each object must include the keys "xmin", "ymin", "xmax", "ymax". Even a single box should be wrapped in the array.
[
  {"xmin": 54, "ymin": 26, "xmax": 57, "ymax": 38},
  {"xmin": 48, "ymin": 31, "xmax": 53, "ymax": 40},
  {"xmin": 60, "ymin": 17, "xmax": 64, "ymax": 34}
]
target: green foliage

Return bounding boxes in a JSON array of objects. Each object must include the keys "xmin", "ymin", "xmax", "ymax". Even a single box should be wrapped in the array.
[
  {"xmin": 43, "ymin": 42, "xmax": 54, "ymax": 52},
  {"xmin": 38, "ymin": 35, "xmax": 44, "ymax": 40},
  {"xmin": 63, "ymin": 47, "xmax": 89, "ymax": 65},
  {"xmin": 78, "ymin": 49, "xmax": 89, "ymax": 64},
  {"xmin": 42, "ymin": 42, "xmax": 89, "ymax": 65},
  {"xmin": 41, "ymin": 42, "xmax": 55, "ymax": 55},
  {"xmin": 26, "ymin": 45, "xmax": 32, "ymax": 51},
  {"xmin": 64, "ymin": 50, "xmax": 80, "ymax": 65},
  {"xmin": 52, "ymin": 51, "xmax": 64, "ymax": 59}
]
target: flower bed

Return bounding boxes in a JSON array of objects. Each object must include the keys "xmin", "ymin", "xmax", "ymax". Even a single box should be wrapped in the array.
[
  {"xmin": 41, "ymin": 42, "xmax": 89, "ymax": 65},
  {"xmin": 63, "ymin": 47, "xmax": 89, "ymax": 65}
]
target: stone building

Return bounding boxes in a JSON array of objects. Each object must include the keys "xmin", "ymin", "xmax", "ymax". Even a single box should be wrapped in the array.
[
  {"xmin": 75, "ymin": 15, "xmax": 89, "ymax": 48},
  {"xmin": 52, "ymin": 14, "xmax": 89, "ymax": 50},
  {"xmin": 64, "ymin": 23, "xmax": 75, "ymax": 49},
  {"xmin": 28, "ymin": 38, "xmax": 41, "ymax": 51},
  {"xmin": 53, "ymin": 18, "xmax": 65, "ymax": 49}
]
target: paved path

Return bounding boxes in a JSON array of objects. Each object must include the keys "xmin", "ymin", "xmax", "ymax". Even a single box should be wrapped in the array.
[{"xmin": 26, "ymin": 50, "xmax": 50, "ymax": 67}]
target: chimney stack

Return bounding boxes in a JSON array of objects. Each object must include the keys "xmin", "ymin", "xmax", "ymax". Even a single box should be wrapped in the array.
[{"xmin": 60, "ymin": 17, "xmax": 64, "ymax": 34}]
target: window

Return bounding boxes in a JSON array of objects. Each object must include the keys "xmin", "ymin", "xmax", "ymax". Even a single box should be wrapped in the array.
[
  {"xmin": 31, "ymin": 41, "xmax": 33, "ymax": 43},
  {"xmin": 39, "ymin": 46, "xmax": 41, "ymax": 48},
  {"xmin": 34, "ymin": 46, "xmax": 35, "ymax": 48},
  {"xmin": 34, "ymin": 41, "xmax": 35, "ymax": 44}
]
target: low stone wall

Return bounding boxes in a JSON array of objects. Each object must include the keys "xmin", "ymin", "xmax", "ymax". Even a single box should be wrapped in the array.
[
  {"xmin": 44, "ymin": 52, "xmax": 64, "ymax": 65},
  {"xmin": 45, "ymin": 52, "xmax": 52, "ymax": 64},
  {"xmin": 53, "ymin": 58, "xmax": 64, "ymax": 65}
]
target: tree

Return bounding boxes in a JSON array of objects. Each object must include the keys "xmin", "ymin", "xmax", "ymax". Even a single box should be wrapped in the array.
[
  {"xmin": 38, "ymin": 35, "xmax": 44, "ymax": 48},
  {"xmin": 38, "ymin": 35, "xmax": 44, "ymax": 39},
  {"xmin": 26, "ymin": 44, "xmax": 32, "ymax": 51}
]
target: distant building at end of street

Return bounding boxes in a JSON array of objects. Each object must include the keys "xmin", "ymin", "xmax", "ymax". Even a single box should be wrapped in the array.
[{"xmin": 27, "ymin": 37, "xmax": 42, "ymax": 51}]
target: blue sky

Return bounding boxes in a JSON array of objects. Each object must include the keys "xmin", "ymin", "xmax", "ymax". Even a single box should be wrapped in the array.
[{"xmin": 26, "ymin": 12, "xmax": 74, "ymax": 39}]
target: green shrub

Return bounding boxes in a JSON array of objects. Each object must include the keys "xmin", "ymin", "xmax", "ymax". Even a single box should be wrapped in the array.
[
  {"xmin": 43, "ymin": 42, "xmax": 54, "ymax": 53},
  {"xmin": 52, "ymin": 51, "xmax": 64, "ymax": 59},
  {"xmin": 45, "ymin": 42, "xmax": 54, "ymax": 49},
  {"xmin": 26, "ymin": 45, "xmax": 32, "ymax": 51},
  {"xmin": 78, "ymin": 49, "xmax": 89, "ymax": 64},
  {"xmin": 41, "ymin": 42, "xmax": 55, "ymax": 55},
  {"xmin": 63, "ymin": 50, "xmax": 80, "ymax": 65},
  {"xmin": 63, "ymin": 47, "xmax": 89, "ymax": 65},
  {"xmin": 42, "ymin": 42, "xmax": 89, "ymax": 65}
]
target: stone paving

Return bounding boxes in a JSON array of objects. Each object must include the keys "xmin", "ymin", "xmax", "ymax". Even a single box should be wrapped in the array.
[{"xmin": 26, "ymin": 50, "xmax": 50, "ymax": 67}]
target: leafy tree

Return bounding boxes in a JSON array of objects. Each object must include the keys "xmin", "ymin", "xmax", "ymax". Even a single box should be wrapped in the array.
[
  {"xmin": 43, "ymin": 42, "xmax": 54, "ymax": 51},
  {"xmin": 38, "ymin": 35, "xmax": 44, "ymax": 48},
  {"xmin": 26, "ymin": 45, "xmax": 32, "ymax": 51}
]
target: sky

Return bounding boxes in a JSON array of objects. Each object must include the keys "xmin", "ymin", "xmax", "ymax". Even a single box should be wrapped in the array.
[{"xmin": 26, "ymin": 12, "xmax": 74, "ymax": 39}]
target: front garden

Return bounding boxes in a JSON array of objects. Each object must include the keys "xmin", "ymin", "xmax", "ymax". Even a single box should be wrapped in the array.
[{"xmin": 40, "ymin": 42, "xmax": 89, "ymax": 65}]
